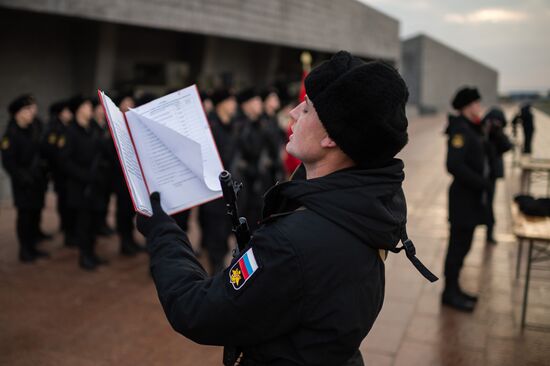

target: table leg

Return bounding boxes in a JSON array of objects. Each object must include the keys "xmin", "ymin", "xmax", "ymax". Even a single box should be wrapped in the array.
[
  {"xmin": 521, "ymin": 239, "xmax": 534, "ymax": 330},
  {"xmin": 516, "ymin": 239, "xmax": 523, "ymax": 280}
]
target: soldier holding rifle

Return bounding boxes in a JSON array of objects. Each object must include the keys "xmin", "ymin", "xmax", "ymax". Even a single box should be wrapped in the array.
[{"xmin": 137, "ymin": 51, "xmax": 436, "ymax": 366}]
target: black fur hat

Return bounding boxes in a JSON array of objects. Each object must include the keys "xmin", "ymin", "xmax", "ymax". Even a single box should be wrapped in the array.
[
  {"xmin": 211, "ymin": 88, "xmax": 233, "ymax": 106},
  {"xmin": 237, "ymin": 88, "xmax": 260, "ymax": 105},
  {"xmin": 49, "ymin": 100, "xmax": 70, "ymax": 116},
  {"xmin": 305, "ymin": 51, "xmax": 409, "ymax": 167},
  {"xmin": 69, "ymin": 95, "xmax": 92, "ymax": 114},
  {"xmin": 8, "ymin": 94, "xmax": 34, "ymax": 115},
  {"xmin": 451, "ymin": 87, "xmax": 481, "ymax": 110}
]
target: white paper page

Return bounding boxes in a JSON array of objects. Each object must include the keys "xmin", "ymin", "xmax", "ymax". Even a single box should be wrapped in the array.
[
  {"xmin": 132, "ymin": 85, "xmax": 223, "ymax": 191},
  {"xmin": 125, "ymin": 109, "xmax": 221, "ymax": 215},
  {"xmin": 99, "ymin": 91, "xmax": 152, "ymax": 215}
]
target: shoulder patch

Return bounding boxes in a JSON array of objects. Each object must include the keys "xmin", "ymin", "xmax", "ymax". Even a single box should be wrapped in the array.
[
  {"xmin": 48, "ymin": 133, "xmax": 57, "ymax": 145},
  {"xmin": 1, "ymin": 137, "xmax": 9, "ymax": 150},
  {"xmin": 451, "ymin": 134, "xmax": 464, "ymax": 148},
  {"xmin": 229, "ymin": 248, "xmax": 259, "ymax": 290},
  {"xmin": 57, "ymin": 135, "xmax": 65, "ymax": 148}
]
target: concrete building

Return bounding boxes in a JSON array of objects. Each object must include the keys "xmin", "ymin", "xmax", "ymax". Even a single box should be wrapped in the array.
[
  {"xmin": 0, "ymin": 0, "xmax": 400, "ymax": 200},
  {"xmin": 401, "ymin": 34, "xmax": 498, "ymax": 114}
]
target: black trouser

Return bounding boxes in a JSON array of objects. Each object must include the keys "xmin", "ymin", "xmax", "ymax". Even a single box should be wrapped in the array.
[
  {"xmin": 173, "ymin": 210, "xmax": 191, "ymax": 232},
  {"xmin": 16, "ymin": 208, "xmax": 40, "ymax": 256},
  {"xmin": 116, "ymin": 187, "xmax": 135, "ymax": 244},
  {"xmin": 444, "ymin": 225, "xmax": 476, "ymax": 290},
  {"xmin": 486, "ymin": 178, "xmax": 496, "ymax": 241},
  {"xmin": 523, "ymin": 129, "xmax": 533, "ymax": 153},
  {"xmin": 199, "ymin": 199, "xmax": 232, "ymax": 273},
  {"xmin": 75, "ymin": 208, "xmax": 99, "ymax": 258}
]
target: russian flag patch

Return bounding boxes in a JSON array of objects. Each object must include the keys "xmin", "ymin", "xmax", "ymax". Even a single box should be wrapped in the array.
[{"xmin": 229, "ymin": 248, "xmax": 259, "ymax": 290}]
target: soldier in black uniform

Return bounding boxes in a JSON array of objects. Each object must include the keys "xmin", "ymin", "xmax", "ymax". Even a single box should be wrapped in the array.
[
  {"xmin": 43, "ymin": 100, "xmax": 74, "ymax": 245},
  {"xmin": 443, "ymin": 87, "xmax": 488, "ymax": 312},
  {"xmin": 235, "ymin": 88, "xmax": 271, "ymax": 231},
  {"xmin": 259, "ymin": 87, "xmax": 285, "ymax": 188},
  {"xmin": 91, "ymin": 98, "xmax": 115, "ymax": 237},
  {"xmin": 2, "ymin": 95, "xmax": 49, "ymax": 262},
  {"xmin": 482, "ymin": 108, "xmax": 512, "ymax": 245},
  {"xmin": 136, "ymin": 51, "xmax": 436, "ymax": 366},
  {"xmin": 58, "ymin": 96, "xmax": 111, "ymax": 270},
  {"xmin": 519, "ymin": 104, "xmax": 535, "ymax": 154},
  {"xmin": 111, "ymin": 93, "xmax": 145, "ymax": 256},
  {"xmin": 198, "ymin": 88, "xmax": 239, "ymax": 273}
]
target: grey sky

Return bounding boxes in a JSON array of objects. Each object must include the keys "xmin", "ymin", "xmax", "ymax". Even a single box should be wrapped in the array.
[{"xmin": 360, "ymin": 0, "xmax": 550, "ymax": 94}]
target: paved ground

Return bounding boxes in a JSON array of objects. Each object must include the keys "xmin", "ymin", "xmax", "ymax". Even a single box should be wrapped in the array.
[{"xmin": 1, "ymin": 106, "xmax": 549, "ymax": 365}]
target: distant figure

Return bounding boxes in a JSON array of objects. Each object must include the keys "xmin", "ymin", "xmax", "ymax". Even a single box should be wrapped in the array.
[
  {"xmin": 511, "ymin": 103, "xmax": 535, "ymax": 153},
  {"xmin": 234, "ymin": 88, "xmax": 269, "ymax": 231},
  {"xmin": 199, "ymin": 88, "xmax": 239, "ymax": 273},
  {"xmin": 43, "ymin": 99, "xmax": 74, "ymax": 244},
  {"xmin": 1, "ymin": 95, "xmax": 49, "ymax": 262},
  {"xmin": 443, "ymin": 87, "xmax": 488, "ymax": 312},
  {"xmin": 482, "ymin": 108, "xmax": 512, "ymax": 245},
  {"xmin": 58, "ymin": 96, "xmax": 111, "ymax": 270},
  {"xmin": 520, "ymin": 104, "xmax": 535, "ymax": 154}
]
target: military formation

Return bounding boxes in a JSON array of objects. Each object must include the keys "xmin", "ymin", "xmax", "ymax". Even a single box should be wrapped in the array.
[{"xmin": 1, "ymin": 89, "xmax": 289, "ymax": 272}]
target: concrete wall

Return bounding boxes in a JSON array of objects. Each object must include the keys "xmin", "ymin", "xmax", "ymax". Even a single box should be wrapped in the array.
[
  {"xmin": 0, "ymin": 0, "xmax": 400, "ymax": 62},
  {"xmin": 402, "ymin": 34, "xmax": 498, "ymax": 114}
]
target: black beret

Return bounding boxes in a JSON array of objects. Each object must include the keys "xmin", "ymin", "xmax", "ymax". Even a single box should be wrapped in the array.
[
  {"xmin": 210, "ymin": 88, "xmax": 233, "ymax": 106},
  {"xmin": 482, "ymin": 107, "xmax": 506, "ymax": 125},
  {"xmin": 69, "ymin": 95, "xmax": 92, "ymax": 114},
  {"xmin": 135, "ymin": 93, "xmax": 158, "ymax": 107},
  {"xmin": 49, "ymin": 100, "xmax": 70, "ymax": 116},
  {"xmin": 114, "ymin": 92, "xmax": 134, "ymax": 107},
  {"xmin": 8, "ymin": 94, "xmax": 34, "ymax": 115},
  {"xmin": 237, "ymin": 88, "xmax": 260, "ymax": 105},
  {"xmin": 305, "ymin": 51, "xmax": 409, "ymax": 167},
  {"xmin": 451, "ymin": 87, "xmax": 481, "ymax": 110},
  {"xmin": 260, "ymin": 87, "xmax": 279, "ymax": 101}
]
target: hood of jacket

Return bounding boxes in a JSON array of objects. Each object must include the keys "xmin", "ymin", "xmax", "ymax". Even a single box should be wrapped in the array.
[{"xmin": 262, "ymin": 159, "xmax": 407, "ymax": 251}]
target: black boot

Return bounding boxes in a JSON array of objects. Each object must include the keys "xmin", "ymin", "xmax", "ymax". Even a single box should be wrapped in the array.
[
  {"xmin": 120, "ymin": 240, "xmax": 139, "ymax": 257},
  {"xmin": 36, "ymin": 230, "xmax": 54, "ymax": 242},
  {"xmin": 442, "ymin": 280, "xmax": 476, "ymax": 312},
  {"xmin": 79, "ymin": 254, "xmax": 98, "ymax": 271},
  {"xmin": 33, "ymin": 248, "xmax": 50, "ymax": 259},
  {"xmin": 92, "ymin": 253, "xmax": 109, "ymax": 266},
  {"xmin": 458, "ymin": 287, "xmax": 479, "ymax": 302},
  {"xmin": 19, "ymin": 247, "xmax": 36, "ymax": 263}
]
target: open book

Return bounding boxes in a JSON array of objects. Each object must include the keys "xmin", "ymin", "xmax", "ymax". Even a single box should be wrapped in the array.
[{"xmin": 98, "ymin": 85, "xmax": 224, "ymax": 216}]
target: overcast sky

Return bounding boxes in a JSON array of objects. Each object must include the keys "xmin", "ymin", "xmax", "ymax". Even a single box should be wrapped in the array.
[{"xmin": 360, "ymin": 0, "xmax": 550, "ymax": 94}]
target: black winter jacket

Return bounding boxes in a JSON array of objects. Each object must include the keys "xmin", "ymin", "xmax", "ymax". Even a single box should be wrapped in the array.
[
  {"xmin": 145, "ymin": 160, "xmax": 411, "ymax": 365},
  {"xmin": 445, "ymin": 115, "xmax": 489, "ymax": 227}
]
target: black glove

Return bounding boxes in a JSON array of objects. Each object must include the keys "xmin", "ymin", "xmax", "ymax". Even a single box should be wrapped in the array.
[{"xmin": 136, "ymin": 192, "xmax": 174, "ymax": 237}]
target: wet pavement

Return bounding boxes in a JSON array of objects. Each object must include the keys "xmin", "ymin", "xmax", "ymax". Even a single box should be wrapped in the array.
[{"xmin": 1, "ymin": 106, "xmax": 549, "ymax": 365}]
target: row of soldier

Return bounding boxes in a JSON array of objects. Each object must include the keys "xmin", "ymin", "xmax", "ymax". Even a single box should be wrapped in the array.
[{"xmin": 1, "ymin": 88, "xmax": 292, "ymax": 272}]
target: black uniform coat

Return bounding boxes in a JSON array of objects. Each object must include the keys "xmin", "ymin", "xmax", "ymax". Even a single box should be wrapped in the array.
[
  {"xmin": 57, "ymin": 121, "xmax": 110, "ymax": 211},
  {"xmin": 1, "ymin": 119, "xmax": 46, "ymax": 210},
  {"xmin": 42, "ymin": 117, "xmax": 69, "ymax": 192},
  {"xmin": 144, "ymin": 160, "xmax": 410, "ymax": 365},
  {"xmin": 445, "ymin": 115, "xmax": 489, "ymax": 228}
]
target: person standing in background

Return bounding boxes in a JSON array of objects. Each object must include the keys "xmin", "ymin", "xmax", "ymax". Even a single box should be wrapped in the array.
[
  {"xmin": 198, "ymin": 88, "xmax": 239, "ymax": 273},
  {"xmin": 43, "ymin": 100, "xmax": 74, "ymax": 245},
  {"xmin": 482, "ymin": 107, "xmax": 512, "ymax": 245},
  {"xmin": 1, "ymin": 95, "xmax": 49, "ymax": 262},
  {"xmin": 443, "ymin": 87, "xmax": 488, "ymax": 312}
]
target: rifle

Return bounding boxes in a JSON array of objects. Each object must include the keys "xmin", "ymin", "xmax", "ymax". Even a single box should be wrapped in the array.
[
  {"xmin": 219, "ymin": 170, "xmax": 250, "ymax": 257},
  {"xmin": 219, "ymin": 170, "xmax": 250, "ymax": 366}
]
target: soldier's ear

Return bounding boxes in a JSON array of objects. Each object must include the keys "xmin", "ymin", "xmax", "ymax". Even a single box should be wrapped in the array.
[{"xmin": 320, "ymin": 135, "xmax": 337, "ymax": 148}]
